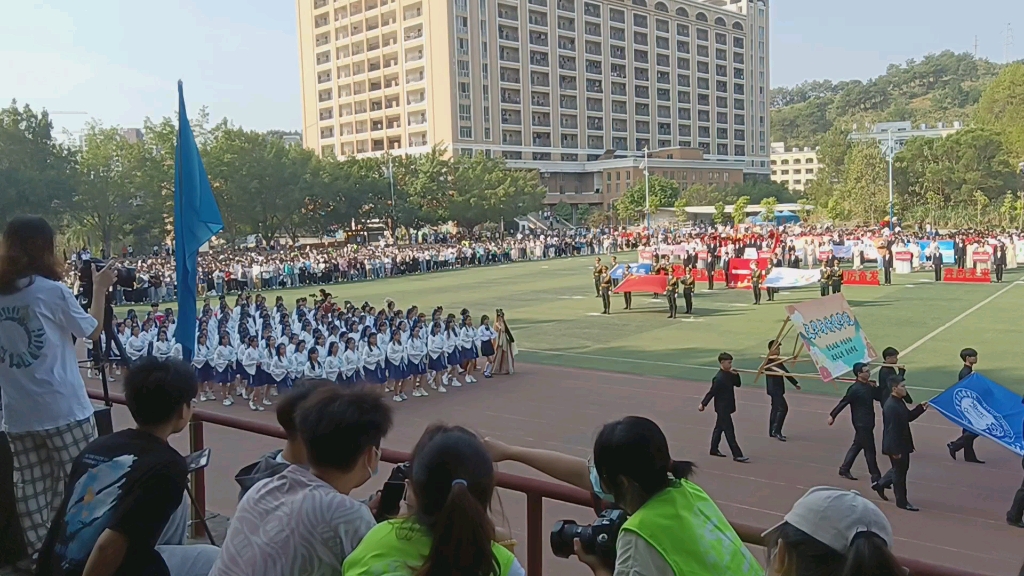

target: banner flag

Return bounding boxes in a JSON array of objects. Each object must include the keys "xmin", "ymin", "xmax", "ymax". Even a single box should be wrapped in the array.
[
  {"xmin": 613, "ymin": 274, "xmax": 667, "ymax": 294},
  {"xmin": 764, "ymin": 268, "xmax": 821, "ymax": 288},
  {"xmin": 928, "ymin": 373, "xmax": 1024, "ymax": 456},
  {"xmin": 609, "ymin": 263, "xmax": 651, "ymax": 280},
  {"xmin": 785, "ymin": 294, "xmax": 877, "ymax": 381}
]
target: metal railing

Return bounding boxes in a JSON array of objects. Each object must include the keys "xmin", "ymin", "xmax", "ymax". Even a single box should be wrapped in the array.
[{"xmin": 88, "ymin": 389, "xmax": 984, "ymax": 576}]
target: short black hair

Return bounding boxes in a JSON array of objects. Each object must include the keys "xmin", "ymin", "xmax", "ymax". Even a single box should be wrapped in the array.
[
  {"xmin": 887, "ymin": 374, "xmax": 905, "ymax": 388},
  {"xmin": 296, "ymin": 387, "xmax": 393, "ymax": 472},
  {"xmin": 718, "ymin": 352, "xmax": 733, "ymax": 363},
  {"xmin": 882, "ymin": 347, "xmax": 899, "ymax": 360},
  {"xmin": 960, "ymin": 348, "xmax": 978, "ymax": 361},
  {"xmin": 767, "ymin": 340, "xmax": 778, "ymax": 350},
  {"xmin": 124, "ymin": 358, "xmax": 198, "ymax": 427},
  {"xmin": 276, "ymin": 379, "xmax": 332, "ymax": 439}
]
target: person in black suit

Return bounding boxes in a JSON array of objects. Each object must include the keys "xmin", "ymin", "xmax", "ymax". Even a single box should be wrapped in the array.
[
  {"xmin": 954, "ymin": 236, "xmax": 966, "ymax": 269},
  {"xmin": 699, "ymin": 352, "xmax": 749, "ymax": 462},
  {"xmin": 786, "ymin": 247, "xmax": 801, "ymax": 269},
  {"xmin": 929, "ymin": 241, "xmax": 943, "ymax": 282},
  {"xmin": 881, "ymin": 240, "xmax": 894, "ymax": 285},
  {"xmin": 947, "ymin": 347, "xmax": 984, "ymax": 463},
  {"xmin": 876, "ymin": 347, "xmax": 911, "ymax": 404},
  {"xmin": 829, "ymin": 362, "xmax": 883, "ymax": 487},
  {"xmin": 995, "ymin": 242, "xmax": 1007, "ymax": 283},
  {"xmin": 1005, "ymin": 392, "xmax": 1024, "ymax": 528},
  {"xmin": 706, "ymin": 242, "xmax": 718, "ymax": 290},
  {"xmin": 875, "ymin": 375, "xmax": 928, "ymax": 511},
  {"xmin": 765, "ymin": 340, "xmax": 800, "ymax": 441},
  {"xmin": 721, "ymin": 252, "xmax": 731, "ymax": 288}
]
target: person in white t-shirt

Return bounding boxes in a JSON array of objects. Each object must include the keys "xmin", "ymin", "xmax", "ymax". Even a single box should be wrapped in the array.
[{"xmin": 0, "ymin": 216, "xmax": 116, "ymax": 563}]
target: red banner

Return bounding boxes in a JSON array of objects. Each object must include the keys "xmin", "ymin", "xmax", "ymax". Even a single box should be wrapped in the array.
[
  {"xmin": 894, "ymin": 251, "xmax": 913, "ymax": 262},
  {"xmin": 727, "ymin": 258, "xmax": 771, "ymax": 288},
  {"xmin": 843, "ymin": 270, "xmax": 880, "ymax": 286},
  {"xmin": 973, "ymin": 252, "xmax": 991, "ymax": 263},
  {"xmin": 613, "ymin": 274, "xmax": 668, "ymax": 294},
  {"xmin": 943, "ymin": 268, "xmax": 991, "ymax": 284}
]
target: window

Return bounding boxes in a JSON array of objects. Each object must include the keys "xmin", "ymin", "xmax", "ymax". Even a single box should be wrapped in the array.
[
  {"xmin": 458, "ymin": 81, "xmax": 471, "ymax": 98},
  {"xmin": 458, "ymin": 60, "xmax": 471, "ymax": 78},
  {"xmin": 459, "ymin": 103, "xmax": 472, "ymax": 121},
  {"xmin": 460, "ymin": 126, "xmax": 473, "ymax": 139}
]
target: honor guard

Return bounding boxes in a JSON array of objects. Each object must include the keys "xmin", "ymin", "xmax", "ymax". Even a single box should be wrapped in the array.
[
  {"xmin": 819, "ymin": 263, "xmax": 830, "ymax": 297},
  {"xmin": 765, "ymin": 259, "xmax": 776, "ymax": 302},
  {"xmin": 830, "ymin": 264, "xmax": 843, "ymax": 294},
  {"xmin": 682, "ymin": 267, "xmax": 696, "ymax": 314},
  {"xmin": 665, "ymin": 274, "xmax": 680, "ymax": 319},
  {"xmin": 750, "ymin": 262, "xmax": 764, "ymax": 305},
  {"xmin": 599, "ymin": 267, "xmax": 613, "ymax": 315},
  {"xmin": 610, "ymin": 256, "xmax": 620, "ymax": 287},
  {"xmin": 621, "ymin": 264, "xmax": 633, "ymax": 310},
  {"xmin": 592, "ymin": 257, "xmax": 603, "ymax": 297}
]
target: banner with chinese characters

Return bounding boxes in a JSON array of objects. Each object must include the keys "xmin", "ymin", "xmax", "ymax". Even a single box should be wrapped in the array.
[{"xmin": 785, "ymin": 294, "xmax": 877, "ymax": 381}]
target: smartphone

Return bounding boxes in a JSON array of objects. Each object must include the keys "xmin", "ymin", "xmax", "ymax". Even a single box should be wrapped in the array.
[
  {"xmin": 375, "ymin": 480, "xmax": 406, "ymax": 521},
  {"xmin": 185, "ymin": 448, "xmax": 212, "ymax": 472}
]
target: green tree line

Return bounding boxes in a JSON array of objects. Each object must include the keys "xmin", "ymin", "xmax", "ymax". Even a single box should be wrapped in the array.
[{"xmin": 0, "ymin": 101, "xmax": 546, "ymax": 254}]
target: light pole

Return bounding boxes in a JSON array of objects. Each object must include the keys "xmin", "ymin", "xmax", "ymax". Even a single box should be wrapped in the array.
[
  {"xmin": 643, "ymin": 146, "xmax": 651, "ymax": 230},
  {"xmin": 386, "ymin": 155, "xmax": 396, "ymax": 236},
  {"xmin": 887, "ymin": 130, "xmax": 894, "ymax": 231}
]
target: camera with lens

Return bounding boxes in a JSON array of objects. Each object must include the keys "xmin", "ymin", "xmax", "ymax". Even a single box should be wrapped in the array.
[
  {"xmin": 550, "ymin": 508, "xmax": 628, "ymax": 567},
  {"xmin": 78, "ymin": 258, "xmax": 137, "ymax": 293}
]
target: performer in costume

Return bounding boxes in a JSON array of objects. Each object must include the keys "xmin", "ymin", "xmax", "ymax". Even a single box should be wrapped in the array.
[{"xmin": 492, "ymin": 309, "xmax": 515, "ymax": 375}]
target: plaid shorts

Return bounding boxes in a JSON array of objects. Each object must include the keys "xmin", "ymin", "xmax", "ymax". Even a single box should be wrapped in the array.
[{"xmin": 8, "ymin": 415, "xmax": 97, "ymax": 558}]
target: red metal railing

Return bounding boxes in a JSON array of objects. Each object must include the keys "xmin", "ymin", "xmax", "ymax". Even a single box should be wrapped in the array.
[{"xmin": 88, "ymin": 390, "xmax": 984, "ymax": 576}]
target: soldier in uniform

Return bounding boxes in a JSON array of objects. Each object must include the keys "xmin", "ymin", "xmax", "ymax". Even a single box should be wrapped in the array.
[
  {"xmin": 750, "ymin": 262, "xmax": 764, "ymax": 305},
  {"xmin": 705, "ymin": 243, "xmax": 717, "ymax": 290},
  {"xmin": 830, "ymin": 264, "xmax": 843, "ymax": 294},
  {"xmin": 819, "ymin": 263, "xmax": 830, "ymax": 297},
  {"xmin": 592, "ymin": 257, "xmax": 603, "ymax": 297},
  {"xmin": 682, "ymin": 267, "xmax": 696, "ymax": 314},
  {"xmin": 665, "ymin": 273, "xmax": 680, "ymax": 319},
  {"xmin": 765, "ymin": 259, "xmax": 776, "ymax": 302},
  {"xmin": 610, "ymin": 256, "xmax": 620, "ymax": 287},
  {"xmin": 599, "ymin": 267, "xmax": 613, "ymax": 314},
  {"xmin": 621, "ymin": 264, "xmax": 633, "ymax": 310}
]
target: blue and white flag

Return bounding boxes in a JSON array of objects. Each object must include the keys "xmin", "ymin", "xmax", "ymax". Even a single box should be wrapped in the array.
[
  {"xmin": 928, "ymin": 373, "xmax": 1024, "ymax": 456},
  {"xmin": 609, "ymin": 263, "xmax": 651, "ymax": 280},
  {"xmin": 764, "ymin": 268, "xmax": 821, "ymax": 289}
]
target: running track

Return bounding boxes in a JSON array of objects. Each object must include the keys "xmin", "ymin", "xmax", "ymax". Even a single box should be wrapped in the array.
[{"xmin": 91, "ymin": 363, "xmax": 1023, "ymax": 575}]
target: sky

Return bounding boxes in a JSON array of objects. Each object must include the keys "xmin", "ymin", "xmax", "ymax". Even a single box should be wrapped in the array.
[{"xmin": 1, "ymin": 0, "xmax": 1021, "ymax": 137}]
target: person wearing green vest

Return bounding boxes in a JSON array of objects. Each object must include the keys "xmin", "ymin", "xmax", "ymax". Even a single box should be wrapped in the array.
[
  {"xmin": 573, "ymin": 416, "xmax": 763, "ymax": 576},
  {"xmin": 343, "ymin": 427, "xmax": 525, "ymax": 576}
]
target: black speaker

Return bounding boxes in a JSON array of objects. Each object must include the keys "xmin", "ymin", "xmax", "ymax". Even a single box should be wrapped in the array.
[{"xmin": 92, "ymin": 404, "xmax": 114, "ymax": 437}]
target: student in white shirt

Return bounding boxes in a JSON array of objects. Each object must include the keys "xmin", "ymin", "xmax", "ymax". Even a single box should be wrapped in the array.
[
  {"xmin": 477, "ymin": 315, "xmax": 497, "ymax": 378},
  {"xmin": 193, "ymin": 333, "xmax": 216, "ymax": 401},
  {"xmin": 304, "ymin": 348, "xmax": 326, "ymax": 380},
  {"xmin": 152, "ymin": 330, "xmax": 174, "ymax": 361},
  {"xmin": 324, "ymin": 341, "xmax": 343, "ymax": 384},
  {"xmin": 260, "ymin": 336, "xmax": 278, "ymax": 401},
  {"xmin": 289, "ymin": 340, "xmax": 308, "ymax": 382},
  {"xmin": 459, "ymin": 316, "xmax": 479, "ymax": 383},
  {"xmin": 406, "ymin": 324, "xmax": 429, "ymax": 397},
  {"xmin": 214, "ymin": 332, "xmax": 238, "ymax": 406},
  {"xmin": 341, "ymin": 337, "xmax": 361, "ymax": 385},
  {"xmin": 442, "ymin": 318, "xmax": 463, "ymax": 388},
  {"xmin": 361, "ymin": 333, "xmax": 387, "ymax": 385},
  {"xmin": 125, "ymin": 326, "xmax": 148, "ymax": 363},
  {"xmin": 268, "ymin": 343, "xmax": 292, "ymax": 393},
  {"xmin": 385, "ymin": 330, "xmax": 409, "ymax": 402},
  {"xmin": 240, "ymin": 336, "xmax": 264, "ymax": 411},
  {"xmin": 426, "ymin": 322, "xmax": 448, "ymax": 393}
]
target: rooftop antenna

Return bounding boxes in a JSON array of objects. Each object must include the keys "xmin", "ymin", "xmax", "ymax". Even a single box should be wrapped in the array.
[
  {"xmin": 974, "ymin": 35, "xmax": 979, "ymax": 57},
  {"xmin": 1004, "ymin": 24, "xmax": 1014, "ymax": 63}
]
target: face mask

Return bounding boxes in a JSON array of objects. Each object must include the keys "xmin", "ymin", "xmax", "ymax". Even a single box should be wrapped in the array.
[
  {"xmin": 367, "ymin": 446, "xmax": 381, "ymax": 478},
  {"xmin": 588, "ymin": 460, "xmax": 614, "ymax": 503}
]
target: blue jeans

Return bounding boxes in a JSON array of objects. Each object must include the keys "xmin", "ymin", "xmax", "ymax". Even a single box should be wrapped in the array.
[{"xmin": 156, "ymin": 493, "xmax": 219, "ymax": 576}]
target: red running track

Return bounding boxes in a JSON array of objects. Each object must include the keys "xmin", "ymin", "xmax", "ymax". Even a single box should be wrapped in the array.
[{"xmin": 90, "ymin": 363, "xmax": 1023, "ymax": 575}]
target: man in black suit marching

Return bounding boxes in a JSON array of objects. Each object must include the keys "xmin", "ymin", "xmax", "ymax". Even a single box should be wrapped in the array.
[
  {"xmin": 829, "ymin": 362, "xmax": 883, "ymax": 489},
  {"xmin": 947, "ymin": 347, "xmax": 985, "ymax": 463},
  {"xmin": 699, "ymin": 352, "xmax": 749, "ymax": 462},
  {"xmin": 875, "ymin": 376, "xmax": 928, "ymax": 511},
  {"xmin": 765, "ymin": 340, "xmax": 800, "ymax": 441}
]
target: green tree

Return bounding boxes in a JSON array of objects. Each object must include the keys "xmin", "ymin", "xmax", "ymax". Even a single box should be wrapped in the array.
[
  {"xmin": 679, "ymin": 182, "xmax": 724, "ymax": 206},
  {"xmin": 973, "ymin": 190, "xmax": 990, "ymax": 226},
  {"xmin": 575, "ymin": 204, "xmax": 591, "ymax": 225},
  {"xmin": 449, "ymin": 153, "xmax": 544, "ymax": 229},
  {"xmin": 712, "ymin": 202, "xmax": 726, "ymax": 225},
  {"xmin": 731, "ymin": 195, "xmax": 749, "ymax": 224},
  {"xmin": 586, "ymin": 208, "xmax": 611, "ymax": 229},
  {"xmin": 759, "ymin": 196, "xmax": 779, "ymax": 222},
  {"xmin": 673, "ymin": 196, "xmax": 689, "ymax": 224},
  {"xmin": 553, "ymin": 200, "xmax": 573, "ymax": 222},
  {"xmin": 614, "ymin": 175, "xmax": 679, "ymax": 222},
  {"xmin": 0, "ymin": 101, "xmax": 77, "ymax": 227},
  {"xmin": 976, "ymin": 63, "xmax": 1024, "ymax": 162},
  {"xmin": 836, "ymin": 142, "xmax": 889, "ymax": 225}
]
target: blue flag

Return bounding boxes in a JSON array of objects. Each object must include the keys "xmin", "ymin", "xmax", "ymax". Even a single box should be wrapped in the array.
[
  {"xmin": 174, "ymin": 81, "xmax": 223, "ymax": 362},
  {"xmin": 928, "ymin": 373, "xmax": 1024, "ymax": 456}
]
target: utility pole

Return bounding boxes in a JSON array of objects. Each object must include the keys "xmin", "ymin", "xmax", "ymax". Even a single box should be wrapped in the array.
[
  {"xmin": 1005, "ymin": 24, "xmax": 1014, "ymax": 64},
  {"xmin": 386, "ymin": 155, "xmax": 396, "ymax": 236},
  {"xmin": 974, "ymin": 35, "xmax": 979, "ymax": 58},
  {"xmin": 887, "ymin": 130, "xmax": 895, "ymax": 232},
  {"xmin": 643, "ymin": 146, "xmax": 651, "ymax": 230}
]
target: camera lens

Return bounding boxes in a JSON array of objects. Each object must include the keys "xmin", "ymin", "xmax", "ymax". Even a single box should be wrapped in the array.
[{"xmin": 549, "ymin": 520, "xmax": 581, "ymax": 558}]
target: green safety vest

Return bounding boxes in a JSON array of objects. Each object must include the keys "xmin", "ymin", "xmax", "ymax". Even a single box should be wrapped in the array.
[
  {"xmin": 621, "ymin": 480, "xmax": 763, "ymax": 576},
  {"xmin": 343, "ymin": 518, "xmax": 517, "ymax": 576}
]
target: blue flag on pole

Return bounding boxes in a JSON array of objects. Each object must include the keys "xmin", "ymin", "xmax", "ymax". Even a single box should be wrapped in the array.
[
  {"xmin": 928, "ymin": 373, "xmax": 1024, "ymax": 456},
  {"xmin": 174, "ymin": 81, "xmax": 223, "ymax": 362}
]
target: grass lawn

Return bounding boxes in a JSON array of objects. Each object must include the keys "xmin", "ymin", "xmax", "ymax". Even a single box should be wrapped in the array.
[{"xmin": 124, "ymin": 254, "xmax": 1024, "ymax": 398}]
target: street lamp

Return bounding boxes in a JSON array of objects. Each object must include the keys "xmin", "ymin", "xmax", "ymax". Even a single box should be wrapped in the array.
[
  {"xmin": 887, "ymin": 130, "xmax": 894, "ymax": 231},
  {"xmin": 386, "ymin": 155, "xmax": 396, "ymax": 235},
  {"xmin": 643, "ymin": 146, "xmax": 651, "ymax": 229}
]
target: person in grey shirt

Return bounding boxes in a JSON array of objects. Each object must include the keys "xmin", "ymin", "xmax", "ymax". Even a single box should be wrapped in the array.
[{"xmin": 209, "ymin": 387, "xmax": 393, "ymax": 576}]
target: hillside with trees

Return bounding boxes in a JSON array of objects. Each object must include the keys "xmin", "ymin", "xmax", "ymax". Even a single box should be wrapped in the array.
[{"xmin": 770, "ymin": 51, "xmax": 1010, "ymax": 148}]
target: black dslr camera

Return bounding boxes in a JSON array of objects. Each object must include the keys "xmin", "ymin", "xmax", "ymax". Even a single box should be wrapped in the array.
[
  {"xmin": 550, "ymin": 509, "xmax": 628, "ymax": 567},
  {"xmin": 78, "ymin": 258, "xmax": 138, "ymax": 295}
]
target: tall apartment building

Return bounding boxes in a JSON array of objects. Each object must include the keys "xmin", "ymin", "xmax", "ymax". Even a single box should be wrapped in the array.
[{"xmin": 297, "ymin": 0, "xmax": 770, "ymax": 213}]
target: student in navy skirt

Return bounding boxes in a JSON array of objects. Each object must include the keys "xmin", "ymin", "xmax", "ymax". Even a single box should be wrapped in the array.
[
  {"xmin": 478, "ymin": 314, "xmax": 497, "ymax": 378},
  {"xmin": 426, "ymin": 322, "xmax": 448, "ymax": 392},
  {"xmin": 214, "ymin": 332, "xmax": 237, "ymax": 406},
  {"xmin": 362, "ymin": 332, "xmax": 387, "ymax": 385},
  {"xmin": 443, "ymin": 317, "xmax": 463, "ymax": 387},
  {"xmin": 385, "ymin": 330, "xmax": 409, "ymax": 401},
  {"xmin": 407, "ymin": 324, "xmax": 429, "ymax": 397},
  {"xmin": 341, "ymin": 336, "xmax": 361, "ymax": 385},
  {"xmin": 459, "ymin": 316, "xmax": 480, "ymax": 383},
  {"xmin": 269, "ymin": 343, "xmax": 292, "ymax": 395},
  {"xmin": 193, "ymin": 333, "xmax": 216, "ymax": 401}
]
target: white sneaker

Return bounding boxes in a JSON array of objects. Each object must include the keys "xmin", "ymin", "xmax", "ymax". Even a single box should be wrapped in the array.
[
  {"xmin": 418, "ymin": 388, "xmax": 428, "ymax": 396},
  {"xmin": 249, "ymin": 400, "xmax": 258, "ymax": 411},
  {"xmin": 412, "ymin": 389, "xmax": 423, "ymax": 397},
  {"xmin": 384, "ymin": 386, "xmax": 394, "ymax": 393},
  {"xmin": 451, "ymin": 380, "xmax": 462, "ymax": 387},
  {"xmin": 457, "ymin": 367, "xmax": 465, "ymax": 374},
  {"xmin": 87, "ymin": 369, "xmax": 94, "ymax": 378},
  {"xmin": 442, "ymin": 374, "xmax": 450, "ymax": 385},
  {"xmin": 241, "ymin": 389, "xmax": 249, "ymax": 399},
  {"xmin": 438, "ymin": 385, "xmax": 447, "ymax": 393},
  {"xmin": 400, "ymin": 392, "xmax": 408, "ymax": 400},
  {"xmin": 222, "ymin": 398, "xmax": 234, "ymax": 406},
  {"xmin": 393, "ymin": 394, "xmax": 403, "ymax": 402},
  {"xmin": 257, "ymin": 404, "xmax": 265, "ymax": 411},
  {"xmin": 466, "ymin": 375, "xmax": 477, "ymax": 383},
  {"xmin": 262, "ymin": 398, "xmax": 272, "ymax": 406},
  {"xmin": 430, "ymin": 381, "xmax": 437, "ymax": 389},
  {"xmin": 271, "ymin": 389, "xmax": 279, "ymax": 397}
]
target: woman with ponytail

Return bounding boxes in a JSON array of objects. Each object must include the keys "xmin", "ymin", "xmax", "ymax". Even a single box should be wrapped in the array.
[
  {"xmin": 763, "ymin": 487, "xmax": 904, "ymax": 576},
  {"xmin": 343, "ymin": 427, "xmax": 524, "ymax": 576}
]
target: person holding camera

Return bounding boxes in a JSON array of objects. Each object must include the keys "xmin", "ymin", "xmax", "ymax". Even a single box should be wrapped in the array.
[
  {"xmin": 762, "ymin": 487, "xmax": 904, "ymax": 576},
  {"xmin": 343, "ymin": 426, "xmax": 524, "ymax": 576},
  {"xmin": 210, "ymin": 386, "xmax": 392, "ymax": 576},
  {"xmin": 0, "ymin": 216, "xmax": 118, "ymax": 565},
  {"xmin": 35, "ymin": 357, "xmax": 220, "ymax": 576}
]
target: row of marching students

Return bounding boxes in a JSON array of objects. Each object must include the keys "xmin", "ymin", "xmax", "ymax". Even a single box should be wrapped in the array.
[{"xmin": 187, "ymin": 309, "xmax": 501, "ymax": 409}]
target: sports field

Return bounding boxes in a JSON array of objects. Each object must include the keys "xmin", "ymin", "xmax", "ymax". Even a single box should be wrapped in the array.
[{"xmin": 131, "ymin": 254, "xmax": 1024, "ymax": 397}]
